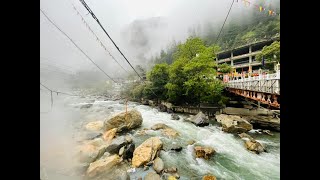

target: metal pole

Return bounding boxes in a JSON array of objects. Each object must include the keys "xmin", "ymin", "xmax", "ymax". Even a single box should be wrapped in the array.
[{"xmin": 125, "ymin": 99, "xmax": 128, "ymax": 120}]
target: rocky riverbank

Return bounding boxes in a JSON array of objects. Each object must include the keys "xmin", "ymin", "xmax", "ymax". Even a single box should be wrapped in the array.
[
  {"xmin": 138, "ymin": 99, "xmax": 280, "ymax": 131},
  {"xmin": 41, "ymin": 96, "xmax": 280, "ymax": 179},
  {"xmin": 71, "ymin": 100, "xmax": 279, "ymax": 180}
]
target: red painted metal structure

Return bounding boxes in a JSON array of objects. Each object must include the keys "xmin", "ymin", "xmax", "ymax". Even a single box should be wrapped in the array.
[{"xmin": 223, "ymin": 71, "xmax": 280, "ymax": 108}]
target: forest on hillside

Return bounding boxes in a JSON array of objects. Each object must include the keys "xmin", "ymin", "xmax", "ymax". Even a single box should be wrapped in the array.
[{"xmin": 151, "ymin": 3, "xmax": 280, "ymax": 65}]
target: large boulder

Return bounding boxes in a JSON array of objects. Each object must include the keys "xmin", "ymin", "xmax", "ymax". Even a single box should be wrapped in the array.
[
  {"xmin": 86, "ymin": 154, "xmax": 120, "ymax": 178},
  {"xmin": 76, "ymin": 138, "xmax": 107, "ymax": 163},
  {"xmin": 145, "ymin": 172, "xmax": 161, "ymax": 180},
  {"xmin": 194, "ymin": 146, "xmax": 215, "ymax": 160},
  {"xmin": 104, "ymin": 109, "xmax": 143, "ymax": 133},
  {"xmin": 186, "ymin": 112, "xmax": 209, "ymax": 126},
  {"xmin": 105, "ymin": 136, "xmax": 128, "ymax": 154},
  {"xmin": 215, "ymin": 114, "xmax": 253, "ymax": 133},
  {"xmin": 132, "ymin": 137, "xmax": 163, "ymax": 167},
  {"xmin": 153, "ymin": 157, "xmax": 164, "ymax": 174},
  {"xmin": 85, "ymin": 121, "xmax": 104, "ymax": 131},
  {"xmin": 245, "ymin": 139, "xmax": 266, "ymax": 154}
]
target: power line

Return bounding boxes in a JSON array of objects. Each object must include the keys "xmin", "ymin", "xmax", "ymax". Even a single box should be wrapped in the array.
[
  {"xmin": 69, "ymin": 2, "xmax": 129, "ymax": 73},
  {"xmin": 214, "ymin": 0, "xmax": 235, "ymax": 45},
  {"xmin": 40, "ymin": 82, "xmax": 78, "ymax": 114},
  {"xmin": 78, "ymin": 0, "xmax": 144, "ymax": 80},
  {"xmin": 40, "ymin": 82, "xmax": 77, "ymax": 96},
  {"xmin": 40, "ymin": 8, "xmax": 117, "ymax": 83},
  {"xmin": 76, "ymin": 0, "xmax": 160, "ymax": 98}
]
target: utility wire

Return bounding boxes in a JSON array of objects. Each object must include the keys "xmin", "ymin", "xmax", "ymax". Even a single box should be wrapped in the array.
[
  {"xmin": 69, "ymin": 2, "xmax": 129, "ymax": 73},
  {"xmin": 40, "ymin": 8, "xmax": 117, "ymax": 83},
  {"xmin": 76, "ymin": 0, "xmax": 160, "ymax": 98},
  {"xmin": 40, "ymin": 82, "xmax": 77, "ymax": 96},
  {"xmin": 214, "ymin": 0, "xmax": 235, "ymax": 45},
  {"xmin": 40, "ymin": 82, "xmax": 77, "ymax": 114},
  {"xmin": 78, "ymin": 0, "xmax": 143, "ymax": 80}
]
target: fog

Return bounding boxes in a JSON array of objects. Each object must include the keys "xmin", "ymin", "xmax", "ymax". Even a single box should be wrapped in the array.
[
  {"xmin": 41, "ymin": 0, "xmax": 279, "ymax": 86},
  {"xmin": 40, "ymin": 0, "xmax": 279, "ymax": 178}
]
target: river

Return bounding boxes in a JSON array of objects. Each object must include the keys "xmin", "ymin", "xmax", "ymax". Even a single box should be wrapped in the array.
[{"xmin": 40, "ymin": 93, "xmax": 280, "ymax": 180}]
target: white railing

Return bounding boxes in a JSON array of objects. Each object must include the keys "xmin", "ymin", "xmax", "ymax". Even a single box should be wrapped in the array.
[{"xmin": 224, "ymin": 70, "xmax": 280, "ymax": 95}]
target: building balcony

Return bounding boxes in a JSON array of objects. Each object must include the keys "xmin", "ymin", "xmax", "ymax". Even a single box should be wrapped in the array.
[{"xmin": 217, "ymin": 51, "xmax": 261, "ymax": 63}]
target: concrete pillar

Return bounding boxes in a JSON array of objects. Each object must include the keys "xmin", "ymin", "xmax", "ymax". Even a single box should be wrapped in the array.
[
  {"xmin": 249, "ymin": 45, "xmax": 252, "ymax": 69},
  {"xmin": 231, "ymin": 51, "xmax": 234, "ymax": 66}
]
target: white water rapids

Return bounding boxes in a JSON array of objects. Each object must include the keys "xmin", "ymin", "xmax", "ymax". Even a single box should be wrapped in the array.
[{"xmin": 40, "ymin": 93, "xmax": 280, "ymax": 180}]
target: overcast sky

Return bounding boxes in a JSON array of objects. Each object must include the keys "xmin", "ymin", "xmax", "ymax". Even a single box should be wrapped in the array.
[{"xmin": 40, "ymin": 0, "xmax": 279, "ymax": 86}]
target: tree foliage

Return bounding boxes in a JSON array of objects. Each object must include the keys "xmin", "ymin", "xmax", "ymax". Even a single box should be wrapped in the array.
[
  {"xmin": 134, "ymin": 37, "xmax": 226, "ymax": 106},
  {"xmin": 146, "ymin": 63, "xmax": 169, "ymax": 99},
  {"xmin": 217, "ymin": 63, "xmax": 232, "ymax": 73},
  {"xmin": 256, "ymin": 41, "xmax": 280, "ymax": 63}
]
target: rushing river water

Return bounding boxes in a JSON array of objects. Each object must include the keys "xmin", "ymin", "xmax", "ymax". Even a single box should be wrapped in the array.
[{"xmin": 40, "ymin": 94, "xmax": 280, "ymax": 180}]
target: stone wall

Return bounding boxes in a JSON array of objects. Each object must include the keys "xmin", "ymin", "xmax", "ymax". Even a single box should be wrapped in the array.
[{"xmin": 171, "ymin": 106, "xmax": 221, "ymax": 117}]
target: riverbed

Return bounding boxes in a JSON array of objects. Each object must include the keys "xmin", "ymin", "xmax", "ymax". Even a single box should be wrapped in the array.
[{"xmin": 40, "ymin": 94, "xmax": 280, "ymax": 180}]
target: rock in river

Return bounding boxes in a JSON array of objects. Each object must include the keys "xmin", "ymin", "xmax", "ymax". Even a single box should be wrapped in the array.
[
  {"xmin": 104, "ymin": 109, "xmax": 143, "ymax": 133},
  {"xmin": 194, "ymin": 146, "xmax": 215, "ymax": 160},
  {"xmin": 132, "ymin": 137, "xmax": 163, "ymax": 168},
  {"xmin": 215, "ymin": 114, "xmax": 253, "ymax": 133},
  {"xmin": 153, "ymin": 157, "xmax": 164, "ymax": 174},
  {"xmin": 185, "ymin": 112, "xmax": 209, "ymax": 126},
  {"xmin": 245, "ymin": 139, "xmax": 266, "ymax": 154}
]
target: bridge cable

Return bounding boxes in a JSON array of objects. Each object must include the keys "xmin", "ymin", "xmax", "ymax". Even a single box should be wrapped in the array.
[
  {"xmin": 77, "ymin": 0, "xmax": 143, "ymax": 80},
  {"xmin": 214, "ymin": 0, "xmax": 235, "ymax": 45},
  {"xmin": 40, "ymin": 8, "xmax": 117, "ymax": 83},
  {"xmin": 69, "ymin": 2, "xmax": 129, "ymax": 73},
  {"xmin": 77, "ymin": 0, "xmax": 159, "ymax": 98}
]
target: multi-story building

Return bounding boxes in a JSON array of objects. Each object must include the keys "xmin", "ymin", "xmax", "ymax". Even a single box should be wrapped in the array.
[{"xmin": 216, "ymin": 36, "xmax": 280, "ymax": 73}]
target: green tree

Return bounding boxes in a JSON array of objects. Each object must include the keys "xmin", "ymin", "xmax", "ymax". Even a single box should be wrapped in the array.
[
  {"xmin": 217, "ymin": 63, "xmax": 232, "ymax": 73},
  {"xmin": 173, "ymin": 37, "xmax": 207, "ymax": 60},
  {"xmin": 182, "ymin": 46, "xmax": 224, "ymax": 105},
  {"xmin": 146, "ymin": 63, "xmax": 169, "ymax": 99},
  {"xmin": 165, "ymin": 57, "xmax": 189, "ymax": 103},
  {"xmin": 256, "ymin": 41, "xmax": 280, "ymax": 69},
  {"xmin": 165, "ymin": 37, "xmax": 224, "ymax": 105},
  {"xmin": 241, "ymin": 31, "xmax": 256, "ymax": 44},
  {"xmin": 256, "ymin": 41, "xmax": 280, "ymax": 63},
  {"xmin": 128, "ymin": 37, "xmax": 228, "ymax": 106}
]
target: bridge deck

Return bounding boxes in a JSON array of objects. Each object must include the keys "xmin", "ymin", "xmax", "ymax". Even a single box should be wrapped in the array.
[{"xmin": 223, "ymin": 71, "xmax": 280, "ymax": 108}]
